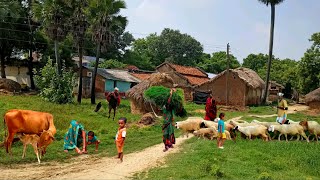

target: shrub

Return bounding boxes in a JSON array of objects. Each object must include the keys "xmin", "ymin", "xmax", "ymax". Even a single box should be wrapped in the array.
[{"xmin": 34, "ymin": 58, "xmax": 76, "ymax": 104}]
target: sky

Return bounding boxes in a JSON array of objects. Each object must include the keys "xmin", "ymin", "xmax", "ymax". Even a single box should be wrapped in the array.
[{"xmin": 121, "ymin": 0, "xmax": 320, "ymax": 63}]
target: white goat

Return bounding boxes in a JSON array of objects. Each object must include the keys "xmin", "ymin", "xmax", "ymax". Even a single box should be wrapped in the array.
[
  {"xmin": 268, "ymin": 124, "xmax": 309, "ymax": 142},
  {"xmin": 175, "ymin": 117, "xmax": 202, "ymax": 137},
  {"xmin": 234, "ymin": 125, "xmax": 270, "ymax": 141},
  {"xmin": 299, "ymin": 120, "xmax": 320, "ymax": 142}
]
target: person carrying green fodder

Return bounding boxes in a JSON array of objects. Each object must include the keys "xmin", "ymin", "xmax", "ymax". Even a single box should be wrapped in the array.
[{"xmin": 144, "ymin": 86, "xmax": 187, "ymax": 152}]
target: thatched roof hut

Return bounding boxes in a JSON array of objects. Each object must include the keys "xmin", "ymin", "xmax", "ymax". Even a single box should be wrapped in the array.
[
  {"xmin": 305, "ymin": 87, "xmax": 320, "ymax": 109},
  {"xmin": 195, "ymin": 67, "xmax": 265, "ymax": 106},
  {"xmin": 126, "ymin": 73, "xmax": 175, "ymax": 114}
]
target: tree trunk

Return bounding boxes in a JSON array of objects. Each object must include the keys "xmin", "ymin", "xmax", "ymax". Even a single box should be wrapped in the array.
[
  {"xmin": 54, "ymin": 40, "xmax": 62, "ymax": 75},
  {"xmin": 28, "ymin": 50, "xmax": 35, "ymax": 90},
  {"xmin": 77, "ymin": 45, "xmax": 83, "ymax": 104},
  {"xmin": 0, "ymin": 52, "xmax": 6, "ymax": 78},
  {"xmin": 91, "ymin": 43, "xmax": 101, "ymax": 104},
  {"xmin": 262, "ymin": 4, "xmax": 275, "ymax": 104}
]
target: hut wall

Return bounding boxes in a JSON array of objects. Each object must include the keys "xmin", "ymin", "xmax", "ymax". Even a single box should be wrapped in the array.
[
  {"xmin": 246, "ymin": 88, "xmax": 263, "ymax": 105},
  {"xmin": 196, "ymin": 72, "xmax": 247, "ymax": 106}
]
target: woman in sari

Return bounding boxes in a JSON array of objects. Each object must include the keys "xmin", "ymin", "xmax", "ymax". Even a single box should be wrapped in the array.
[
  {"xmin": 162, "ymin": 88, "xmax": 176, "ymax": 152},
  {"xmin": 63, "ymin": 120, "xmax": 87, "ymax": 154},
  {"xmin": 204, "ymin": 94, "xmax": 217, "ymax": 121}
]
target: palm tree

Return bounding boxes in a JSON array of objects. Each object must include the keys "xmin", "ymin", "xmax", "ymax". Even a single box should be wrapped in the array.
[
  {"xmin": 87, "ymin": 0, "xmax": 127, "ymax": 104},
  {"xmin": 33, "ymin": 0, "xmax": 72, "ymax": 75},
  {"xmin": 259, "ymin": 0, "xmax": 285, "ymax": 104},
  {"xmin": 70, "ymin": 0, "xmax": 88, "ymax": 104}
]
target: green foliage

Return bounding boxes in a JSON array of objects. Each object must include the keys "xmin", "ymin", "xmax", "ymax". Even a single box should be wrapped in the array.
[
  {"xmin": 198, "ymin": 51, "xmax": 240, "ymax": 73},
  {"xmin": 34, "ymin": 58, "xmax": 76, "ymax": 104},
  {"xmin": 242, "ymin": 53, "xmax": 268, "ymax": 72},
  {"xmin": 131, "ymin": 28, "xmax": 204, "ymax": 67},
  {"xmin": 297, "ymin": 32, "xmax": 320, "ymax": 94},
  {"xmin": 144, "ymin": 86, "xmax": 185, "ymax": 109},
  {"xmin": 98, "ymin": 59, "xmax": 126, "ymax": 69}
]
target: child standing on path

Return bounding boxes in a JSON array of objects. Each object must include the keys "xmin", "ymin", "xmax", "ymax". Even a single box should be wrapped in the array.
[
  {"xmin": 115, "ymin": 117, "xmax": 127, "ymax": 163},
  {"xmin": 217, "ymin": 113, "xmax": 226, "ymax": 149}
]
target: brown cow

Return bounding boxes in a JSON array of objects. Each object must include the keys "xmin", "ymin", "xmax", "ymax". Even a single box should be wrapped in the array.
[{"xmin": 4, "ymin": 109, "xmax": 56, "ymax": 156}]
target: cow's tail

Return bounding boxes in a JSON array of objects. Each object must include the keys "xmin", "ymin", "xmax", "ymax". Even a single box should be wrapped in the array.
[{"xmin": 3, "ymin": 117, "xmax": 8, "ymax": 152}]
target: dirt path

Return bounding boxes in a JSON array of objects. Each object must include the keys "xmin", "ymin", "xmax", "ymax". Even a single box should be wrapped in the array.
[
  {"xmin": 0, "ymin": 136, "xmax": 192, "ymax": 180},
  {"xmin": 249, "ymin": 104, "xmax": 309, "ymax": 118}
]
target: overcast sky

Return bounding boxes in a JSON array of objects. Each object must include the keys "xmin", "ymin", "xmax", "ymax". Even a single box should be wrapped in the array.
[{"xmin": 121, "ymin": 0, "xmax": 320, "ymax": 63}]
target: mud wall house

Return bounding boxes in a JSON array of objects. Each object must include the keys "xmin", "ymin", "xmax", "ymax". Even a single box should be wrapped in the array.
[
  {"xmin": 268, "ymin": 81, "xmax": 285, "ymax": 102},
  {"xmin": 156, "ymin": 62, "xmax": 210, "ymax": 101},
  {"xmin": 305, "ymin": 87, "xmax": 320, "ymax": 109},
  {"xmin": 77, "ymin": 67, "xmax": 141, "ymax": 98},
  {"xmin": 195, "ymin": 67, "xmax": 265, "ymax": 106}
]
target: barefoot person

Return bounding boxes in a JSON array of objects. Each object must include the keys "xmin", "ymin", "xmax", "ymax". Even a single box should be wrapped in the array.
[
  {"xmin": 204, "ymin": 94, "xmax": 217, "ymax": 121},
  {"xmin": 276, "ymin": 92, "xmax": 289, "ymax": 124},
  {"xmin": 217, "ymin": 113, "xmax": 226, "ymax": 149},
  {"xmin": 87, "ymin": 131, "xmax": 100, "ymax": 151},
  {"xmin": 63, "ymin": 120, "xmax": 87, "ymax": 154},
  {"xmin": 115, "ymin": 117, "xmax": 127, "ymax": 163},
  {"xmin": 162, "ymin": 88, "xmax": 176, "ymax": 152}
]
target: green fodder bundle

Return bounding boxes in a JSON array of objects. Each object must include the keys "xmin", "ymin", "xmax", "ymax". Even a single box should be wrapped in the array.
[{"xmin": 144, "ymin": 86, "xmax": 187, "ymax": 117}]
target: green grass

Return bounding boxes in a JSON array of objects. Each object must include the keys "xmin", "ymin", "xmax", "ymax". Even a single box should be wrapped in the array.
[
  {"xmin": 134, "ymin": 138, "xmax": 320, "ymax": 180},
  {"xmin": 0, "ymin": 95, "xmax": 165, "ymax": 165},
  {"xmin": 1, "ymin": 95, "xmax": 320, "ymax": 180}
]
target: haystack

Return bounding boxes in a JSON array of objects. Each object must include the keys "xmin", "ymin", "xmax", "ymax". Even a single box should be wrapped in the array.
[
  {"xmin": 138, "ymin": 112, "xmax": 156, "ymax": 126},
  {"xmin": 305, "ymin": 87, "xmax": 320, "ymax": 109},
  {"xmin": 0, "ymin": 78, "xmax": 21, "ymax": 95},
  {"xmin": 126, "ymin": 73, "xmax": 175, "ymax": 114}
]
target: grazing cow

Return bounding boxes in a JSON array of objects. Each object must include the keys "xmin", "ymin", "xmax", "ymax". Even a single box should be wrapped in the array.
[
  {"xmin": 17, "ymin": 133, "xmax": 41, "ymax": 164},
  {"xmin": 106, "ymin": 87, "xmax": 121, "ymax": 120},
  {"xmin": 4, "ymin": 109, "xmax": 56, "ymax": 156}
]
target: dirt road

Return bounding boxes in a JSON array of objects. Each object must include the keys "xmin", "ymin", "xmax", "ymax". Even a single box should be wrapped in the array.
[{"xmin": 0, "ymin": 136, "xmax": 192, "ymax": 180}]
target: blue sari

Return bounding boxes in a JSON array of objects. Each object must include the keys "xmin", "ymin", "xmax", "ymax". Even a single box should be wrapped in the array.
[{"xmin": 63, "ymin": 120, "xmax": 85, "ymax": 150}]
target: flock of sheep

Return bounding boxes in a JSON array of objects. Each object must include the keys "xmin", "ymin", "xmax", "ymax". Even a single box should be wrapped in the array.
[{"xmin": 175, "ymin": 117, "xmax": 320, "ymax": 143}]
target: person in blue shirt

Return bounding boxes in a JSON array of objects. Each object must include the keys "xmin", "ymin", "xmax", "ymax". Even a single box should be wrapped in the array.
[
  {"xmin": 87, "ymin": 131, "xmax": 100, "ymax": 151},
  {"xmin": 217, "ymin": 113, "xmax": 226, "ymax": 149}
]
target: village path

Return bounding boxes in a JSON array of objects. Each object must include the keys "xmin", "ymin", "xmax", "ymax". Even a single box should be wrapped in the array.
[{"xmin": 0, "ymin": 135, "xmax": 193, "ymax": 180}]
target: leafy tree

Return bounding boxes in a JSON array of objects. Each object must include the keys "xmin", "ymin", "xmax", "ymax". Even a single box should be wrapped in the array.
[
  {"xmin": 122, "ymin": 50, "xmax": 154, "ymax": 70},
  {"xmin": 0, "ymin": 0, "xmax": 25, "ymax": 78},
  {"xmin": 34, "ymin": 58, "xmax": 76, "ymax": 104},
  {"xmin": 258, "ymin": 0, "xmax": 285, "ymax": 104},
  {"xmin": 98, "ymin": 59, "xmax": 126, "ymax": 69},
  {"xmin": 69, "ymin": 0, "xmax": 89, "ymax": 104},
  {"xmin": 198, "ymin": 51, "xmax": 240, "ymax": 74},
  {"xmin": 33, "ymin": 0, "xmax": 73, "ymax": 75},
  {"xmin": 242, "ymin": 53, "xmax": 269, "ymax": 72},
  {"xmin": 87, "ymin": 0, "xmax": 127, "ymax": 104},
  {"xmin": 131, "ymin": 28, "xmax": 204, "ymax": 67},
  {"xmin": 297, "ymin": 32, "xmax": 320, "ymax": 94}
]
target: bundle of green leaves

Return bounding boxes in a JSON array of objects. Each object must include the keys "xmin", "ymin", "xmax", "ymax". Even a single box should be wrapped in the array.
[{"xmin": 144, "ymin": 86, "xmax": 185, "ymax": 112}]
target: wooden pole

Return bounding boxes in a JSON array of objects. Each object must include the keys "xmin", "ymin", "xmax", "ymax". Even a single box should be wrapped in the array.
[{"xmin": 226, "ymin": 43, "xmax": 230, "ymax": 106}]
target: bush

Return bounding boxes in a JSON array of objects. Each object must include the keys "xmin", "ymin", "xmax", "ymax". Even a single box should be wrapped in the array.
[{"xmin": 34, "ymin": 58, "xmax": 76, "ymax": 104}]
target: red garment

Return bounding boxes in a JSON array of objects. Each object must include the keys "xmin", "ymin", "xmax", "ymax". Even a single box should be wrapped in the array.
[{"xmin": 204, "ymin": 97, "xmax": 217, "ymax": 121}]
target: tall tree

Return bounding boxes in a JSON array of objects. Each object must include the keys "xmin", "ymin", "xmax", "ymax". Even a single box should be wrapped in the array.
[
  {"xmin": 198, "ymin": 51, "xmax": 240, "ymax": 74},
  {"xmin": 258, "ymin": 0, "xmax": 285, "ymax": 104},
  {"xmin": 0, "ymin": 0, "xmax": 22, "ymax": 78},
  {"xmin": 242, "ymin": 53, "xmax": 269, "ymax": 72},
  {"xmin": 298, "ymin": 32, "xmax": 320, "ymax": 94},
  {"xmin": 87, "ymin": 0, "xmax": 127, "ymax": 104},
  {"xmin": 70, "ymin": 0, "xmax": 88, "ymax": 104},
  {"xmin": 33, "ymin": 0, "xmax": 73, "ymax": 75}
]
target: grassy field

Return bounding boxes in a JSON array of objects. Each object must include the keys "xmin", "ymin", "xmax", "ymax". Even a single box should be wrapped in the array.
[{"xmin": 1, "ymin": 95, "xmax": 320, "ymax": 180}]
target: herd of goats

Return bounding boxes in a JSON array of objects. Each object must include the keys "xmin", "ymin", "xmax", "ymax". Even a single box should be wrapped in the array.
[{"xmin": 175, "ymin": 117, "xmax": 320, "ymax": 143}]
